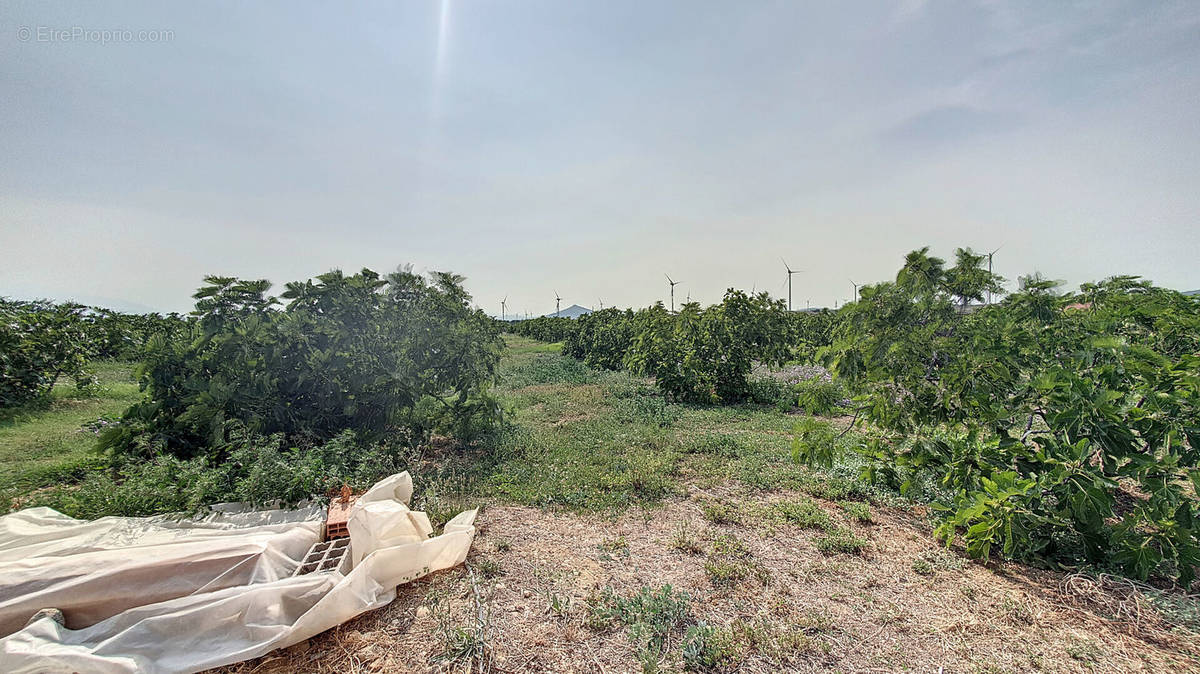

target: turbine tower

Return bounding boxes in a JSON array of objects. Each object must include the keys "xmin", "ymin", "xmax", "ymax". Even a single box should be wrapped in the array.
[
  {"xmin": 555, "ymin": 291, "xmax": 562, "ymax": 317},
  {"xmin": 985, "ymin": 245, "xmax": 1002, "ymax": 305},
  {"xmin": 501, "ymin": 296, "xmax": 508, "ymax": 321},
  {"xmin": 665, "ymin": 274, "xmax": 680, "ymax": 313},
  {"xmin": 782, "ymin": 258, "xmax": 801, "ymax": 312},
  {"xmin": 849, "ymin": 279, "xmax": 860, "ymax": 303}
]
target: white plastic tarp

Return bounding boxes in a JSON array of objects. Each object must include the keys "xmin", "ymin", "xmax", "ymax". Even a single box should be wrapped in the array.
[{"xmin": 0, "ymin": 472, "xmax": 476, "ymax": 673}]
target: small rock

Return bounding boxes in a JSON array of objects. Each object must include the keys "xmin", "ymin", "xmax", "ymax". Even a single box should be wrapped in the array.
[
  {"xmin": 522, "ymin": 589, "xmax": 532, "ymax": 598},
  {"xmin": 415, "ymin": 606, "xmax": 430, "ymax": 619},
  {"xmin": 495, "ymin": 582, "xmax": 506, "ymax": 590}
]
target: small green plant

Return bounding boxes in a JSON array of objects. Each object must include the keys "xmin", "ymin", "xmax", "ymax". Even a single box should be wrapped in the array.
[
  {"xmin": 586, "ymin": 585, "xmax": 692, "ymax": 672},
  {"xmin": 547, "ymin": 591, "xmax": 573, "ymax": 618},
  {"xmin": 681, "ymin": 621, "xmax": 738, "ymax": 671},
  {"xmin": 494, "ymin": 539, "xmax": 512, "ymax": 552},
  {"xmin": 789, "ymin": 417, "xmax": 837, "ymax": 467},
  {"xmin": 838, "ymin": 500, "xmax": 872, "ymax": 523},
  {"xmin": 911, "ymin": 549, "xmax": 965, "ymax": 575},
  {"xmin": 710, "ymin": 533, "xmax": 749, "ymax": 557},
  {"xmin": 701, "ymin": 501, "xmax": 740, "ymax": 525},
  {"xmin": 816, "ymin": 527, "xmax": 868, "ymax": 555},
  {"xmin": 474, "ymin": 557, "xmax": 504, "ymax": 579},
  {"xmin": 773, "ymin": 498, "xmax": 831, "ymax": 530},
  {"xmin": 669, "ymin": 525, "xmax": 703, "ymax": 555}
]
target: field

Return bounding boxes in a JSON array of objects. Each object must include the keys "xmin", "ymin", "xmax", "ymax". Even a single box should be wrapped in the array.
[
  {"xmin": 186, "ymin": 336, "xmax": 1196, "ymax": 673},
  {"xmin": 0, "ymin": 360, "xmax": 137, "ymax": 504},
  {"xmin": 4, "ymin": 263, "xmax": 1199, "ymax": 672}
]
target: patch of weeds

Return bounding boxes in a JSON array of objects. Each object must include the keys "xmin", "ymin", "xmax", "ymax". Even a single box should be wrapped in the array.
[
  {"xmin": 710, "ymin": 533, "xmax": 750, "ymax": 557},
  {"xmin": 681, "ymin": 621, "xmax": 738, "ymax": 671},
  {"xmin": 996, "ymin": 596, "xmax": 1035, "ymax": 626},
  {"xmin": 669, "ymin": 524, "xmax": 703, "ymax": 555},
  {"xmin": 838, "ymin": 500, "xmax": 872, "ymax": 523},
  {"xmin": 598, "ymin": 536, "xmax": 631, "ymax": 561},
  {"xmin": 704, "ymin": 558, "xmax": 770, "ymax": 588},
  {"xmin": 494, "ymin": 539, "xmax": 512, "ymax": 552},
  {"xmin": 815, "ymin": 527, "xmax": 868, "ymax": 555},
  {"xmin": 911, "ymin": 549, "xmax": 965, "ymax": 576},
  {"xmin": 701, "ymin": 501, "xmax": 741, "ymax": 525},
  {"xmin": 773, "ymin": 498, "xmax": 832, "ymax": 530},
  {"xmin": 429, "ymin": 584, "xmax": 493, "ymax": 669},
  {"xmin": 599, "ymin": 536, "xmax": 629, "ymax": 552},
  {"xmin": 1065, "ymin": 638, "xmax": 1101, "ymax": 663},
  {"xmin": 586, "ymin": 585, "xmax": 692, "ymax": 672},
  {"xmin": 474, "ymin": 557, "xmax": 504, "ymax": 579},
  {"xmin": 682, "ymin": 434, "xmax": 745, "ymax": 457},
  {"xmin": 729, "ymin": 615, "xmax": 831, "ymax": 663},
  {"xmin": 546, "ymin": 591, "xmax": 573, "ymax": 618}
]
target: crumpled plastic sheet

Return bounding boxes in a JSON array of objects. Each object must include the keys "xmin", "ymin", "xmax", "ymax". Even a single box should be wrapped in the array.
[{"xmin": 0, "ymin": 472, "xmax": 476, "ymax": 673}]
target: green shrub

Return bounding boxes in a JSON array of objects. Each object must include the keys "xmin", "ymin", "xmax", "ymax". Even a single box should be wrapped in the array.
[
  {"xmin": 100, "ymin": 268, "xmax": 503, "ymax": 463},
  {"xmin": 794, "ymin": 378, "xmax": 847, "ymax": 416},
  {"xmin": 0, "ymin": 299, "xmax": 96, "ymax": 408}
]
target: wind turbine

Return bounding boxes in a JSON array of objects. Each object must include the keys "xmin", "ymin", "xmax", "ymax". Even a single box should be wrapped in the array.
[
  {"xmin": 597, "ymin": 298, "xmax": 604, "ymax": 310},
  {"xmin": 849, "ymin": 279, "xmax": 860, "ymax": 303},
  {"xmin": 985, "ymin": 245, "xmax": 1002, "ymax": 305},
  {"xmin": 554, "ymin": 291, "xmax": 562, "ymax": 317},
  {"xmin": 782, "ymin": 258, "xmax": 801, "ymax": 312},
  {"xmin": 665, "ymin": 274, "xmax": 680, "ymax": 313},
  {"xmin": 500, "ymin": 296, "xmax": 508, "ymax": 321}
]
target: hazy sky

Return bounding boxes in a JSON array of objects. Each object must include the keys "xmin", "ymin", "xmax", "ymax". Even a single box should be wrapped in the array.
[{"xmin": 2, "ymin": 1, "xmax": 1199, "ymax": 315}]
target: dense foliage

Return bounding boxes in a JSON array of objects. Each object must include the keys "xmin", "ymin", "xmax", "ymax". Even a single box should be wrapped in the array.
[
  {"xmin": 810, "ymin": 247, "xmax": 1200, "ymax": 584},
  {"xmin": 100, "ymin": 268, "xmax": 504, "ymax": 462},
  {"xmin": 522, "ymin": 293, "xmax": 806, "ymax": 404},
  {"xmin": 509, "ymin": 315, "xmax": 578, "ymax": 342},
  {"xmin": 562, "ymin": 308, "xmax": 635, "ymax": 370},
  {"xmin": 625, "ymin": 292, "xmax": 792, "ymax": 403},
  {"xmin": 0, "ymin": 299, "xmax": 97, "ymax": 407},
  {"xmin": 0, "ymin": 298, "xmax": 190, "ymax": 409}
]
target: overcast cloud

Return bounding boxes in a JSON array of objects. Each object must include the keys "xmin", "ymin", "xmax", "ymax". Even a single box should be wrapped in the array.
[{"xmin": 2, "ymin": 1, "xmax": 1198, "ymax": 314}]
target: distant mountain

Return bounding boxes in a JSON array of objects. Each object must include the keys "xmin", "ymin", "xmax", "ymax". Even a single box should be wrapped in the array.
[
  {"xmin": 1183, "ymin": 290, "xmax": 1200, "ymax": 296},
  {"xmin": 545, "ymin": 304, "xmax": 592, "ymax": 319}
]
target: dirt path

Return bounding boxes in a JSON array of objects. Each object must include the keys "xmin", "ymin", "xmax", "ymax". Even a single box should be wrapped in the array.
[{"xmin": 216, "ymin": 484, "xmax": 1199, "ymax": 674}]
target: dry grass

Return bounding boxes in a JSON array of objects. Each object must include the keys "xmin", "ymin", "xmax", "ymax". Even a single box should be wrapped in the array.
[{"xmin": 213, "ymin": 485, "xmax": 1200, "ymax": 674}]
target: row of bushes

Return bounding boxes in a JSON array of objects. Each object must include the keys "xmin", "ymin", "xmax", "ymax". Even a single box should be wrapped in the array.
[
  {"xmin": 800, "ymin": 247, "xmax": 1200, "ymax": 585},
  {"xmin": 0, "ymin": 298, "xmax": 187, "ymax": 408}
]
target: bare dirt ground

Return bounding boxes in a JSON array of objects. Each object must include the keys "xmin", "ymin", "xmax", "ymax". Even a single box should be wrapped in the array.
[{"xmin": 217, "ymin": 484, "xmax": 1200, "ymax": 674}]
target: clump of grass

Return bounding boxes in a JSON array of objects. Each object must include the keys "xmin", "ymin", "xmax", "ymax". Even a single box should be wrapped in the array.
[
  {"xmin": 815, "ymin": 527, "xmax": 868, "ymax": 555},
  {"xmin": 586, "ymin": 585, "xmax": 692, "ymax": 672},
  {"xmin": 704, "ymin": 558, "xmax": 770, "ymax": 587},
  {"xmin": 705, "ymin": 533, "xmax": 770, "ymax": 587},
  {"xmin": 710, "ymin": 533, "xmax": 750, "ymax": 557},
  {"xmin": 773, "ymin": 498, "xmax": 831, "ymax": 530},
  {"xmin": 911, "ymin": 548, "xmax": 965, "ymax": 575},
  {"xmin": 669, "ymin": 524, "xmax": 703, "ymax": 555},
  {"xmin": 682, "ymin": 434, "xmax": 744, "ymax": 457},
  {"xmin": 681, "ymin": 621, "xmax": 738, "ymax": 671},
  {"xmin": 838, "ymin": 500, "xmax": 872, "ymax": 523},
  {"xmin": 474, "ymin": 557, "xmax": 504, "ymax": 579},
  {"xmin": 494, "ymin": 539, "xmax": 512, "ymax": 552},
  {"xmin": 701, "ymin": 501, "xmax": 741, "ymax": 525},
  {"xmin": 728, "ymin": 614, "xmax": 833, "ymax": 663}
]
